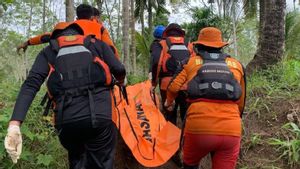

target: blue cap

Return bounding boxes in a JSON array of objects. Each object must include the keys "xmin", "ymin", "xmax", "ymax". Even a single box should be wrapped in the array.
[{"xmin": 153, "ymin": 25, "xmax": 165, "ymax": 39}]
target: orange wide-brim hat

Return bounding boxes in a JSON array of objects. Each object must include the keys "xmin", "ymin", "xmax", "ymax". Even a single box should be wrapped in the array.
[{"xmin": 193, "ymin": 27, "xmax": 228, "ymax": 48}]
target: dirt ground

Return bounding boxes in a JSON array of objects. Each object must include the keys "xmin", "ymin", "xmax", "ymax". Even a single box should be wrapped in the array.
[
  {"xmin": 238, "ymin": 98, "xmax": 300, "ymax": 169},
  {"xmin": 114, "ymin": 95, "xmax": 300, "ymax": 169}
]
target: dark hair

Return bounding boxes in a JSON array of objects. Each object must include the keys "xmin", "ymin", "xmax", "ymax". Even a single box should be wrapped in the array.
[
  {"xmin": 92, "ymin": 7, "xmax": 100, "ymax": 17},
  {"xmin": 194, "ymin": 44, "xmax": 222, "ymax": 53},
  {"xmin": 76, "ymin": 4, "xmax": 93, "ymax": 19}
]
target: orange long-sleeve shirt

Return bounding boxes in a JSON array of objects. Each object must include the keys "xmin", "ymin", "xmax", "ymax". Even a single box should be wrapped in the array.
[
  {"xmin": 27, "ymin": 20, "xmax": 119, "ymax": 58},
  {"xmin": 166, "ymin": 55, "xmax": 246, "ymax": 137}
]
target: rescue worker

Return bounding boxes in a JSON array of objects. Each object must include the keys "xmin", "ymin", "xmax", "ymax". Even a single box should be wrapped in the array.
[
  {"xmin": 149, "ymin": 25, "xmax": 165, "ymax": 79},
  {"xmin": 4, "ymin": 6, "xmax": 126, "ymax": 169},
  {"xmin": 16, "ymin": 4, "xmax": 119, "ymax": 58},
  {"xmin": 151, "ymin": 23, "xmax": 190, "ymax": 125},
  {"xmin": 165, "ymin": 27, "xmax": 246, "ymax": 169}
]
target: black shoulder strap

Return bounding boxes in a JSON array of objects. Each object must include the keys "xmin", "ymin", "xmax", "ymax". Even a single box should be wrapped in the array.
[
  {"xmin": 101, "ymin": 26, "xmax": 105, "ymax": 35},
  {"xmin": 184, "ymin": 38, "xmax": 189, "ymax": 47},
  {"xmin": 49, "ymin": 39, "xmax": 59, "ymax": 53},
  {"xmin": 86, "ymin": 37, "xmax": 104, "ymax": 60},
  {"xmin": 165, "ymin": 37, "xmax": 172, "ymax": 49},
  {"xmin": 44, "ymin": 46, "xmax": 57, "ymax": 65}
]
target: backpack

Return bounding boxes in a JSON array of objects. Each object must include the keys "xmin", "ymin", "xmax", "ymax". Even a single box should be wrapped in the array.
[
  {"xmin": 159, "ymin": 37, "xmax": 190, "ymax": 75},
  {"xmin": 187, "ymin": 51, "xmax": 242, "ymax": 102},
  {"xmin": 41, "ymin": 31, "xmax": 112, "ymax": 127}
]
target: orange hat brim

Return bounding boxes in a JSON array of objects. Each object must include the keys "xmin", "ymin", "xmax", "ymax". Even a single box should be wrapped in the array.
[{"xmin": 193, "ymin": 40, "xmax": 228, "ymax": 48}]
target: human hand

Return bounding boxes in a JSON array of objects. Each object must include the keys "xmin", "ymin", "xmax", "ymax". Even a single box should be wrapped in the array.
[
  {"xmin": 164, "ymin": 100, "xmax": 175, "ymax": 112},
  {"xmin": 16, "ymin": 41, "xmax": 29, "ymax": 55},
  {"xmin": 4, "ymin": 124, "xmax": 22, "ymax": 163}
]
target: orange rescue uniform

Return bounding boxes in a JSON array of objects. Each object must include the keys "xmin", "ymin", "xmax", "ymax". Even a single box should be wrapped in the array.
[
  {"xmin": 166, "ymin": 55, "xmax": 246, "ymax": 137},
  {"xmin": 26, "ymin": 20, "xmax": 119, "ymax": 58}
]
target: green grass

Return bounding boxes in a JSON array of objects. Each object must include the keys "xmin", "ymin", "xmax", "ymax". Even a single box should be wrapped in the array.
[{"xmin": 0, "ymin": 78, "xmax": 68, "ymax": 169}]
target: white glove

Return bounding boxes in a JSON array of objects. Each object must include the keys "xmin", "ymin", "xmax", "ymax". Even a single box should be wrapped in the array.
[
  {"xmin": 148, "ymin": 72, "xmax": 152, "ymax": 80},
  {"xmin": 164, "ymin": 100, "xmax": 175, "ymax": 112},
  {"xmin": 4, "ymin": 125, "xmax": 22, "ymax": 163}
]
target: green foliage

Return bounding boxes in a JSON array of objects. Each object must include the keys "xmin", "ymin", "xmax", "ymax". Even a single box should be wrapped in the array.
[
  {"xmin": 135, "ymin": 30, "xmax": 153, "ymax": 76},
  {"xmin": 0, "ymin": 79, "xmax": 68, "ymax": 168},
  {"xmin": 181, "ymin": 7, "xmax": 227, "ymax": 41},
  {"xmin": 268, "ymin": 123, "xmax": 300, "ymax": 165},
  {"xmin": 234, "ymin": 18, "xmax": 257, "ymax": 65},
  {"xmin": 246, "ymin": 59, "xmax": 300, "ymax": 119},
  {"xmin": 127, "ymin": 74, "xmax": 148, "ymax": 85},
  {"xmin": 285, "ymin": 11, "xmax": 300, "ymax": 59},
  {"xmin": 243, "ymin": 0, "xmax": 258, "ymax": 19},
  {"xmin": 153, "ymin": 12, "xmax": 169, "ymax": 27}
]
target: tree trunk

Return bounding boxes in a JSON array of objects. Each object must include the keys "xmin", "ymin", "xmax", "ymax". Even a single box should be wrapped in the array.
[
  {"xmin": 216, "ymin": 0, "xmax": 222, "ymax": 17},
  {"xmin": 148, "ymin": 0, "xmax": 153, "ymax": 34},
  {"xmin": 42, "ymin": 0, "xmax": 46, "ymax": 32},
  {"xmin": 131, "ymin": 0, "xmax": 137, "ymax": 75},
  {"xmin": 65, "ymin": 0, "xmax": 75, "ymax": 22},
  {"xmin": 122, "ymin": 0, "xmax": 131, "ymax": 73},
  {"xmin": 23, "ymin": 1, "xmax": 34, "ymax": 79},
  {"xmin": 246, "ymin": 0, "xmax": 286, "ymax": 74},
  {"xmin": 231, "ymin": 0, "xmax": 238, "ymax": 57},
  {"xmin": 140, "ymin": 0, "xmax": 145, "ymax": 36},
  {"xmin": 117, "ymin": 0, "xmax": 121, "ymax": 40},
  {"xmin": 95, "ymin": 0, "xmax": 104, "ymax": 14},
  {"xmin": 104, "ymin": 0, "xmax": 116, "ymax": 42}
]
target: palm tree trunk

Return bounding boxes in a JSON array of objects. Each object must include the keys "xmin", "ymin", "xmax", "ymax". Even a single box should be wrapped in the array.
[
  {"xmin": 148, "ymin": 0, "xmax": 153, "ymax": 34},
  {"xmin": 140, "ymin": 0, "xmax": 145, "ymax": 36},
  {"xmin": 42, "ymin": 0, "xmax": 46, "ymax": 32},
  {"xmin": 104, "ymin": 0, "xmax": 116, "ymax": 42},
  {"xmin": 231, "ymin": 0, "xmax": 238, "ymax": 57},
  {"xmin": 95, "ymin": 0, "xmax": 104, "ymax": 14},
  {"xmin": 246, "ymin": 0, "xmax": 286, "ymax": 74},
  {"xmin": 117, "ymin": 0, "xmax": 121, "ymax": 40},
  {"xmin": 122, "ymin": 0, "xmax": 131, "ymax": 73},
  {"xmin": 131, "ymin": 0, "xmax": 136, "ymax": 75},
  {"xmin": 65, "ymin": 0, "xmax": 75, "ymax": 22}
]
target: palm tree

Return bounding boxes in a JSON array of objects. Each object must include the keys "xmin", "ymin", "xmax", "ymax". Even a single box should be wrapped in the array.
[
  {"xmin": 135, "ymin": 0, "xmax": 146, "ymax": 35},
  {"xmin": 246, "ymin": 0, "xmax": 286, "ymax": 74},
  {"xmin": 131, "ymin": 0, "xmax": 137, "ymax": 74},
  {"xmin": 123, "ymin": 0, "xmax": 131, "ymax": 73},
  {"xmin": 243, "ymin": 0, "xmax": 258, "ymax": 19},
  {"xmin": 135, "ymin": 0, "xmax": 169, "ymax": 35},
  {"xmin": 147, "ymin": 0, "xmax": 169, "ymax": 34}
]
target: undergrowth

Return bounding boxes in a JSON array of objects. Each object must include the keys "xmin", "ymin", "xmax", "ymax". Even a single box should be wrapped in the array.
[
  {"xmin": 1, "ymin": 59, "xmax": 300, "ymax": 168},
  {"xmin": 240, "ymin": 59, "xmax": 300, "ymax": 168},
  {"xmin": 0, "ymin": 77, "xmax": 68, "ymax": 169}
]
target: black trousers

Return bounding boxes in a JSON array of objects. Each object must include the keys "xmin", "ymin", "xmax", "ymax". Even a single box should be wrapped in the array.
[
  {"xmin": 57, "ymin": 119, "xmax": 117, "ymax": 169},
  {"xmin": 160, "ymin": 90, "xmax": 188, "ymax": 125}
]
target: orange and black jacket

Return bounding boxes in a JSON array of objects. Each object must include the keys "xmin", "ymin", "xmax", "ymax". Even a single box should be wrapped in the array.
[
  {"xmin": 166, "ymin": 51, "xmax": 246, "ymax": 137},
  {"xmin": 26, "ymin": 21, "xmax": 119, "ymax": 58},
  {"xmin": 11, "ymin": 34, "xmax": 125, "ymax": 124}
]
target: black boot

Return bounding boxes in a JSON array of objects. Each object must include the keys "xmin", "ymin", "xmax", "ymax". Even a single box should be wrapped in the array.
[{"xmin": 183, "ymin": 163, "xmax": 198, "ymax": 169}]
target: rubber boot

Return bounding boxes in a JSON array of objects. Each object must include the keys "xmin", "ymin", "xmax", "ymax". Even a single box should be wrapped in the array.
[{"xmin": 183, "ymin": 163, "xmax": 199, "ymax": 169}]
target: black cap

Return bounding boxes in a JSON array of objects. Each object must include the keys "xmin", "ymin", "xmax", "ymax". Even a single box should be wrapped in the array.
[{"xmin": 162, "ymin": 23, "xmax": 185, "ymax": 37}]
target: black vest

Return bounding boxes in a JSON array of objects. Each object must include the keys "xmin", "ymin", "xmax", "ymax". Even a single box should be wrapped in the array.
[{"xmin": 187, "ymin": 51, "xmax": 242, "ymax": 101}]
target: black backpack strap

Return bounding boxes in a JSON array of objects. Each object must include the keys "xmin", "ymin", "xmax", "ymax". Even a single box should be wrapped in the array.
[
  {"xmin": 184, "ymin": 38, "xmax": 189, "ymax": 47},
  {"xmin": 85, "ymin": 37, "xmax": 105, "ymax": 60},
  {"xmin": 49, "ymin": 39, "xmax": 59, "ymax": 53},
  {"xmin": 101, "ymin": 26, "xmax": 105, "ymax": 35},
  {"xmin": 165, "ymin": 37, "xmax": 172, "ymax": 49},
  {"xmin": 40, "ymin": 93, "xmax": 53, "ymax": 116}
]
